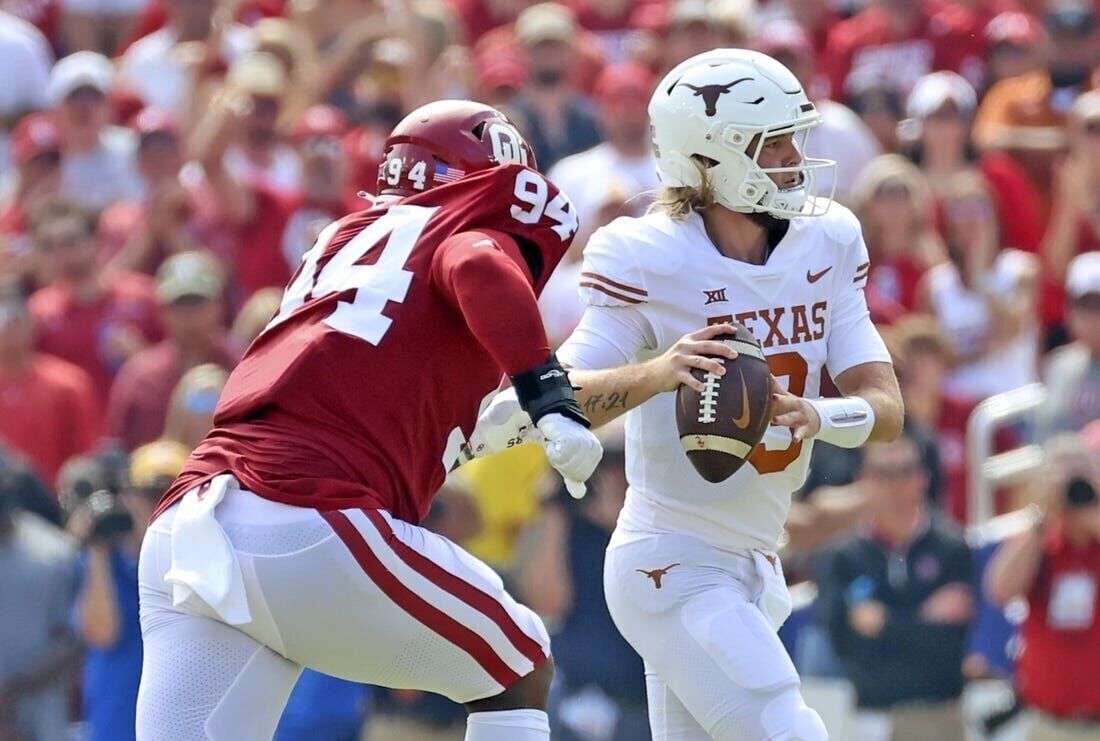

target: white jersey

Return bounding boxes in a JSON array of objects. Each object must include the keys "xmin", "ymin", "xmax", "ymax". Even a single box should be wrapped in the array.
[{"xmin": 558, "ymin": 201, "xmax": 891, "ymax": 553}]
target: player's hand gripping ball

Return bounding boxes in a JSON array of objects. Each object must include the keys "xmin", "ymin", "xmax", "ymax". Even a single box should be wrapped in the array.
[{"xmin": 675, "ymin": 324, "xmax": 772, "ymax": 483}]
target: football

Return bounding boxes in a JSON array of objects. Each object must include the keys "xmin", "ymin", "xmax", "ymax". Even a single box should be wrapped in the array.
[{"xmin": 675, "ymin": 324, "xmax": 773, "ymax": 483}]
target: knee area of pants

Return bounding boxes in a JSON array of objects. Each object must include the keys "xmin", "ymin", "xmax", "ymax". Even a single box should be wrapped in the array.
[
  {"xmin": 707, "ymin": 685, "xmax": 826, "ymax": 741},
  {"xmin": 761, "ymin": 695, "xmax": 827, "ymax": 741},
  {"xmin": 489, "ymin": 655, "xmax": 554, "ymax": 709}
]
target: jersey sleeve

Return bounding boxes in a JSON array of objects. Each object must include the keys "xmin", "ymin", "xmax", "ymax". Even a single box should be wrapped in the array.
[
  {"xmin": 576, "ymin": 223, "xmax": 651, "ymax": 309},
  {"xmin": 557, "ymin": 304, "xmax": 656, "ymax": 370},
  {"xmin": 825, "ymin": 214, "xmax": 892, "ymax": 379},
  {"xmin": 558, "ymin": 221, "xmax": 657, "ymax": 369},
  {"xmin": 430, "ymin": 228, "xmax": 551, "ymax": 376}
]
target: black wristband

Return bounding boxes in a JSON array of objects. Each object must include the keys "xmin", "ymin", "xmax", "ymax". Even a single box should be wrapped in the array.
[{"xmin": 510, "ymin": 354, "xmax": 590, "ymax": 427}]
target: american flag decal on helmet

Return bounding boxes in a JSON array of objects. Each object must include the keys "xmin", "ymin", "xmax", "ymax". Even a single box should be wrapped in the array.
[{"xmin": 434, "ymin": 163, "xmax": 465, "ymax": 183}]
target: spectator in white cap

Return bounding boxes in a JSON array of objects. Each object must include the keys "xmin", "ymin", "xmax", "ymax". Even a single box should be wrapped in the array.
[
  {"xmin": 49, "ymin": 51, "xmax": 143, "ymax": 211},
  {"xmin": 905, "ymin": 70, "xmax": 1045, "ymax": 257},
  {"xmin": 1041, "ymin": 252, "xmax": 1100, "ymax": 435}
]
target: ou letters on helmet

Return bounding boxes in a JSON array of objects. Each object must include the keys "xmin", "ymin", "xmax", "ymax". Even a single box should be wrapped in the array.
[{"xmin": 487, "ymin": 123, "xmax": 528, "ymax": 166}]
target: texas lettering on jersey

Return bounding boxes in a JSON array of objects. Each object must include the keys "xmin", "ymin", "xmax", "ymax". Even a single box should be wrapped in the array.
[
  {"xmin": 155, "ymin": 164, "xmax": 577, "ymax": 525},
  {"xmin": 569, "ymin": 203, "xmax": 891, "ymax": 552},
  {"xmin": 708, "ymin": 303, "xmax": 828, "ymax": 348}
]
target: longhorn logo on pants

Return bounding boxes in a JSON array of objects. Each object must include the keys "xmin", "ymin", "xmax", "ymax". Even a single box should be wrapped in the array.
[{"xmin": 637, "ymin": 563, "xmax": 681, "ymax": 589}]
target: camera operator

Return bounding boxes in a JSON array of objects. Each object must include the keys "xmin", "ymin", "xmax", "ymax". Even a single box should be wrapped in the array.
[
  {"xmin": 986, "ymin": 434, "xmax": 1100, "ymax": 740},
  {"xmin": 71, "ymin": 439, "xmax": 189, "ymax": 741}
]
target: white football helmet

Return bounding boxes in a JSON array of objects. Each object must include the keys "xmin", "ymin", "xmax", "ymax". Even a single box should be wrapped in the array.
[{"xmin": 649, "ymin": 49, "xmax": 836, "ymax": 218}]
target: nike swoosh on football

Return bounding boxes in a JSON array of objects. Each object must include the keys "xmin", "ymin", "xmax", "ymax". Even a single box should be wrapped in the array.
[
  {"xmin": 732, "ymin": 370, "xmax": 751, "ymax": 429},
  {"xmin": 806, "ymin": 267, "xmax": 832, "ymax": 283}
]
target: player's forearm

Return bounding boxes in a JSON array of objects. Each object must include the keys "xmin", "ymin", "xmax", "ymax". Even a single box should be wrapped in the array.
[
  {"xmin": 833, "ymin": 362, "xmax": 904, "ymax": 443},
  {"xmin": 861, "ymin": 386, "xmax": 905, "ymax": 443},
  {"xmin": 567, "ymin": 361, "xmax": 665, "ymax": 428},
  {"xmin": 442, "ymin": 245, "xmax": 551, "ymax": 375}
]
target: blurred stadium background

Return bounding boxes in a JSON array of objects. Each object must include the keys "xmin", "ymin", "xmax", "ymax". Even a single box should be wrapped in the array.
[{"xmin": 1, "ymin": 1, "xmax": 1099, "ymax": 739}]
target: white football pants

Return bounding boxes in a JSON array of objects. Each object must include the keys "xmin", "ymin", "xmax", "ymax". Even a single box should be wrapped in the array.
[
  {"xmin": 604, "ymin": 532, "xmax": 827, "ymax": 741},
  {"xmin": 135, "ymin": 479, "xmax": 550, "ymax": 740}
]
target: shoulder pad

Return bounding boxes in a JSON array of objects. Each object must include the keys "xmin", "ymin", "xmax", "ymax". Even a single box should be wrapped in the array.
[
  {"xmin": 578, "ymin": 218, "xmax": 650, "ymax": 307},
  {"xmin": 812, "ymin": 201, "xmax": 862, "ymax": 247},
  {"xmin": 628, "ymin": 213, "xmax": 689, "ymax": 277}
]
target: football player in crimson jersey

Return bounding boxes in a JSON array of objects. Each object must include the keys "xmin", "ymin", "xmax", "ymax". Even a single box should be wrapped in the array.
[
  {"xmin": 475, "ymin": 50, "xmax": 905, "ymax": 740},
  {"xmin": 134, "ymin": 100, "xmax": 602, "ymax": 741}
]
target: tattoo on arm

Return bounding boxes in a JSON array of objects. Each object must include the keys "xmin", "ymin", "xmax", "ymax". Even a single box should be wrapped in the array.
[
  {"xmin": 584, "ymin": 391, "xmax": 629, "ymax": 414},
  {"xmin": 604, "ymin": 391, "xmax": 628, "ymax": 411},
  {"xmin": 584, "ymin": 394, "xmax": 603, "ymax": 413}
]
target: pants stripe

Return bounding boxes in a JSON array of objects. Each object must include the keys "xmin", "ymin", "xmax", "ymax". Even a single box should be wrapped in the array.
[
  {"xmin": 320, "ymin": 509, "xmax": 521, "ymax": 689},
  {"xmin": 362, "ymin": 508, "xmax": 547, "ymax": 666}
]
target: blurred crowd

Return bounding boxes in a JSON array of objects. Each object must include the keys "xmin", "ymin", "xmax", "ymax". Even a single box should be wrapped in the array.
[{"xmin": 1, "ymin": 0, "xmax": 1100, "ymax": 739}]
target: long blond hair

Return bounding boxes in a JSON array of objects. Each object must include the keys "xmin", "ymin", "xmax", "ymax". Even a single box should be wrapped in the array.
[{"xmin": 647, "ymin": 159, "xmax": 718, "ymax": 220}]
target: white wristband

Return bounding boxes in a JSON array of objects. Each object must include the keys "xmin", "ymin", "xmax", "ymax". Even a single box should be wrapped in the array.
[{"xmin": 804, "ymin": 396, "xmax": 876, "ymax": 448}]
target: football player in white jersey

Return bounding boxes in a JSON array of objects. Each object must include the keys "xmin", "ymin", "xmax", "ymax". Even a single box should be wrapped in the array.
[
  {"xmin": 559, "ymin": 49, "xmax": 903, "ymax": 740},
  {"xmin": 470, "ymin": 49, "xmax": 904, "ymax": 739}
]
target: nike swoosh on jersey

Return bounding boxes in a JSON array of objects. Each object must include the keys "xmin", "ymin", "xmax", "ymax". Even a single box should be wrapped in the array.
[
  {"xmin": 806, "ymin": 267, "xmax": 832, "ymax": 283},
  {"xmin": 732, "ymin": 370, "xmax": 751, "ymax": 429}
]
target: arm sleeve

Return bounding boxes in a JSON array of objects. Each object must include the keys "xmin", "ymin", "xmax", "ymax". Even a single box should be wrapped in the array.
[
  {"xmin": 826, "ymin": 227, "xmax": 892, "ymax": 378},
  {"xmin": 557, "ymin": 221, "xmax": 656, "ymax": 369},
  {"xmin": 558, "ymin": 305, "xmax": 655, "ymax": 370},
  {"xmin": 431, "ymin": 229, "xmax": 551, "ymax": 376}
]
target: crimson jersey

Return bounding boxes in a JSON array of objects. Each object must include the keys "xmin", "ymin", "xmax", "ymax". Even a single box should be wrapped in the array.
[{"xmin": 156, "ymin": 164, "xmax": 577, "ymax": 524}]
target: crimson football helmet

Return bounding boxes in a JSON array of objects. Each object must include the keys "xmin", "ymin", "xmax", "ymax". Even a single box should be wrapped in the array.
[{"xmin": 376, "ymin": 100, "xmax": 536, "ymax": 197}]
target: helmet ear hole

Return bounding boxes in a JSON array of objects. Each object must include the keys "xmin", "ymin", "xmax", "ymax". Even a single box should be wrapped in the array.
[
  {"xmin": 472, "ymin": 121, "xmax": 487, "ymax": 139},
  {"xmin": 721, "ymin": 126, "xmax": 747, "ymax": 149}
]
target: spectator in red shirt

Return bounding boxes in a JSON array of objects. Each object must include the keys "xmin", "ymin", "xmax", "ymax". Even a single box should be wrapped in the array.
[
  {"xmin": 825, "ymin": 0, "xmax": 985, "ymax": 105},
  {"xmin": 98, "ymin": 107, "xmax": 216, "ymax": 277},
  {"xmin": 279, "ymin": 105, "xmax": 360, "ymax": 268},
  {"xmin": 1042, "ymin": 91, "xmax": 1100, "ymax": 333},
  {"xmin": 105, "ymin": 250, "xmax": 237, "ymax": 452},
  {"xmin": 28, "ymin": 200, "xmax": 163, "ymax": 400},
  {"xmin": 986, "ymin": 435, "xmax": 1100, "ymax": 739},
  {"xmin": 58, "ymin": 0, "xmax": 148, "ymax": 56},
  {"xmin": 451, "ymin": 0, "xmax": 529, "ymax": 45},
  {"xmin": 983, "ymin": 11, "xmax": 1044, "ymax": 88},
  {"xmin": 191, "ymin": 80, "xmax": 294, "ymax": 302},
  {"xmin": 0, "ymin": 284, "xmax": 100, "ymax": 486},
  {"xmin": 852, "ymin": 154, "xmax": 946, "ymax": 311},
  {"xmin": 886, "ymin": 314, "xmax": 1018, "ymax": 523},
  {"xmin": 1, "ymin": 112, "xmax": 63, "ymax": 292}
]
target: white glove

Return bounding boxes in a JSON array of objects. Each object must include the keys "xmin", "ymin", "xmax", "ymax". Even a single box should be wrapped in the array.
[
  {"xmin": 535, "ymin": 413, "xmax": 603, "ymax": 499},
  {"xmin": 459, "ymin": 388, "xmax": 535, "ymax": 464}
]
